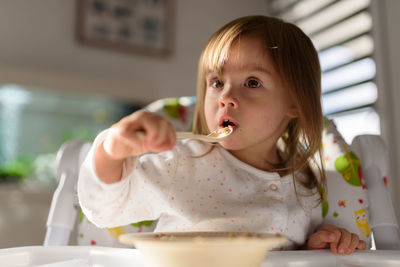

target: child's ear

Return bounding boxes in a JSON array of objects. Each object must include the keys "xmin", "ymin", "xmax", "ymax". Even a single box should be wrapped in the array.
[
  {"xmin": 286, "ymin": 104, "xmax": 299, "ymax": 118},
  {"xmin": 285, "ymin": 94, "xmax": 299, "ymax": 118}
]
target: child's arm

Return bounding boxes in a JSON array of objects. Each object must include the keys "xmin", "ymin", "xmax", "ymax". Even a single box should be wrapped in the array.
[
  {"xmin": 306, "ymin": 224, "xmax": 366, "ymax": 254},
  {"xmin": 95, "ymin": 110, "xmax": 176, "ymax": 183}
]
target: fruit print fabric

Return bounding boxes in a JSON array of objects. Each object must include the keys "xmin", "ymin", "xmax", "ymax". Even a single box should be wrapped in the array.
[
  {"xmin": 77, "ymin": 208, "xmax": 156, "ymax": 246},
  {"xmin": 321, "ymin": 119, "xmax": 371, "ymax": 245}
]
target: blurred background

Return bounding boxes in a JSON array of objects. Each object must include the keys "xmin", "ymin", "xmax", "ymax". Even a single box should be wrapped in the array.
[{"xmin": 0, "ymin": 0, "xmax": 399, "ymax": 248}]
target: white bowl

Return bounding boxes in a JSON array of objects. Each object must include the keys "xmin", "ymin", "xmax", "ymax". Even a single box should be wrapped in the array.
[{"xmin": 118, "ymin": 232, "xmax": 286, "ymax": 267}]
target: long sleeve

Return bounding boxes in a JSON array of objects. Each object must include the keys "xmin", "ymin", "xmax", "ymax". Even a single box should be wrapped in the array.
[{"xmin": 77, "ymin": 129, "xmax": 179, "ymax": 228}]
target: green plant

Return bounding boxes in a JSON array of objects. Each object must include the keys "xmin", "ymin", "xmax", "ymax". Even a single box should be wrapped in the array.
[
  {"xmin": 63, "ymin": 127, "xmax": 95, "ymax": 143},
  {"xmin": 0, "ymin": 156, "xmax": 34, "ymax": 182}
]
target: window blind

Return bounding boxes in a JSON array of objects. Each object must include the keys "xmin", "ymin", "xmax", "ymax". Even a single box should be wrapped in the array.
[{"xmin": 267, "ymin": 0, "xmax": 380, "ymax": 143}]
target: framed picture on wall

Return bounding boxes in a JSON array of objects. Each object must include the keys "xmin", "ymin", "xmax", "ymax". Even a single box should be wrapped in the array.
[{"xmin": 76, "ymin": 0, "xmax": 173, "ymax": 56}]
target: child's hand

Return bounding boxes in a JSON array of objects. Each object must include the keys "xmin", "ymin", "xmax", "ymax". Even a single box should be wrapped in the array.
[
  {"xmin": 103, "ymin": 110, "xmax": 176, "ymax": 160},
  {"xmin": 306, "ymin": 224, "xmax": 366, "ymax": 254}
]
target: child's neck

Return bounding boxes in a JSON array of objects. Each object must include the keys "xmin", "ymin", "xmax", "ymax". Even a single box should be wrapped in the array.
[{"xmin": 228, "ymin": 147, "xmax": 285, "ymax": 175}]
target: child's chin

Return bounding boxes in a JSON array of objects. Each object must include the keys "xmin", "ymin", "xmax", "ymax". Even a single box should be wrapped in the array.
[{"xmin": 219, "ymin": 140, "xmax": 242, "ymax": 150}]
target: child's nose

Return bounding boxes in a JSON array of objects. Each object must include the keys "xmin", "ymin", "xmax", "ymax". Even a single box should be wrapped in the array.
[{"xmin": 219, "ymin": 89, "xmax": 238, "ymax": 109}]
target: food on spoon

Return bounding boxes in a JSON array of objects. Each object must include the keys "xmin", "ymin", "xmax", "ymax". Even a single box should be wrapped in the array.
[{"xmin": 215, "ymin": 125, "xmax": 233, "ymax": 136}]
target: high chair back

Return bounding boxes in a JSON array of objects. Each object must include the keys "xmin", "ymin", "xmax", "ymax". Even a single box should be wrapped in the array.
[
  {"xmin": 44, "ymin": 140, "xmax": 91, "ymax": 246},
  {"xmin": 44, "ymin": 97, "xmax": 400, "ymax": 249}
]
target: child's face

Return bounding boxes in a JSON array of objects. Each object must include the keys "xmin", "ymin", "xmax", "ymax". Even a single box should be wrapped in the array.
[{"xmin": 204, "ymin": 36, "xmax": 298, "ymax": 162}]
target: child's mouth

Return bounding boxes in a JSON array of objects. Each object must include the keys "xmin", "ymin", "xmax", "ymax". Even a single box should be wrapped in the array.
[{"xmin": 221, "ymin": 119, "xmax": 238, "ymax": 130}]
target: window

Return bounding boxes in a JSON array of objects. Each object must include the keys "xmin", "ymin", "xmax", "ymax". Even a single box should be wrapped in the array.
[
  {"xmin": 267, "ymin": 0, "xmax": 379, "ymax": 143},
  {"xmin": 0, "ymin": 85, "xmax": 142, "ymax": 185}
]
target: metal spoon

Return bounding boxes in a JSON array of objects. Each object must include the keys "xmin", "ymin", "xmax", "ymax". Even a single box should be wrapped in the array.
[{"xmin": 136, "ymin": 126, "xmax": 233, "ymax": 143}]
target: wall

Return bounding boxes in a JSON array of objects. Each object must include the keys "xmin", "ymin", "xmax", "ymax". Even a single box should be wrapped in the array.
[
  {"xmin": 0, "ymin": 0, "xmax": 268, "ymax": 103},
  {"xmin": 0, "ymin": 184, "xmax": 53, "ymax": 248}
]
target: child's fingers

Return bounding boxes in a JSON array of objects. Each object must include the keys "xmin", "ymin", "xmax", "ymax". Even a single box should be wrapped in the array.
[
  {"xmin": 105, "ymin": 111, "xmax": 174, "ymax": 157},
  {"xmin": 104, "ymin": 127, "xmax": 144, "ymax": 159},
  {"xmin": 318, "ymin": 225, "xmax": 341, "ymax": 254},
  {"xmin": 320, "ymin": 224, "xmax": 341, "ymax": 236},
  {"xmin": 138, "ymin": 113, "xmax": 166, "ymax": 142},
  {"xmin": 146, "ymin": 119, "xmax": 176, "ymax": 152},
  {"xmin": 313, "ymin": 225, "xmax": 366, "ymax": 255},
  {"xmin": 336, "ymin": 228, "xmax": 352, "ymax": 254},
  {"xmin": 307, "ymin": 230, "xmax": 334, "ymax": 249},
  {"xmin": 318, "ymin": 230, "xmax": 337, "ymax": 243},
  {"xmin": 357, "ymin": 240, "xmax": 367, "ymax": 250},
  {"xmin": 346, "ymin": 233, "xmax": 360, "ymax": 254},
  {"xmin": 316, "ymin": 230, "xmax": 336, "ymax": 245},
  {"xmin": 166, "ymin": 125, "xmax": 177, "ymax": 147},
  {"xmin": 120, "ymin": 111, "xmax": 175, "ymax": 153},
  {"xmin": 307, "ymin": 224, "xmax": 340, "ymax": 250}
]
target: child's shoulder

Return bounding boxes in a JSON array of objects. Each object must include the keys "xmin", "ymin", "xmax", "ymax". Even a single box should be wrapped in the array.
[{"xmin": 291, "ymin": 170, "xmax": 321, "ymax": 204}]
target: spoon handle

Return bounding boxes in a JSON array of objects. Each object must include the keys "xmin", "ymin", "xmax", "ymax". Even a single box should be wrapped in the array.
[
  {"xmin": 136, "ymin": 131, "xmax": 222, "ymax": 143},
  {"xmin": 177, "ymin": 132, "xmax": 229, "ymax": 143},
  {"xmin": 176, "ymin": 132, "xmax": 200, "ymax": 140}
]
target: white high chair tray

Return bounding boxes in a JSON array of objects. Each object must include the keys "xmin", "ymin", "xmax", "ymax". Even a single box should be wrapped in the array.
[{"xmin": 1, "ymin": 246, "xmax": 400, "ymax": 267}]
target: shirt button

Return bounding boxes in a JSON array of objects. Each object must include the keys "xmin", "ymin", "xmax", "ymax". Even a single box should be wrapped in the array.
[{"xmin": 269, "ymin": 184, "xmax": 278, "ymax": 191}]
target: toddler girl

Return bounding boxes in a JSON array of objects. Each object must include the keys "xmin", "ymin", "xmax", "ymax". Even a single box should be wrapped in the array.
[{"xmin": 78, "ymin": 15, "xmax": 366, "ymax": 254}]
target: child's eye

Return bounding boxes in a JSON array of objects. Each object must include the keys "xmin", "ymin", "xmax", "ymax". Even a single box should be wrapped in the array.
[
  {"xmin": 244, "ymin": 79, "xmax": 261, "ymax": 88},
  {"xmin": 212, "ymin": 80, "xmax": 224, "ymax": 88}
]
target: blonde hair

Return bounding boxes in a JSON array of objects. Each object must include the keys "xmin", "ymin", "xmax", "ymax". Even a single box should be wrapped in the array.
[{"xmin": 193, "ymin": 15, "xmax": 326, "ymax": 201}]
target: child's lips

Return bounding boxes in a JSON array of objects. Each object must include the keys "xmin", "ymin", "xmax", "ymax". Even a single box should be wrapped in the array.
[
  {"xmin": 218, "ymin": 116, "xmax": 239, "ymax": 129},
  {"xmin": 218, "ymin": 119, "xmax": 239, "ymax": 133}
]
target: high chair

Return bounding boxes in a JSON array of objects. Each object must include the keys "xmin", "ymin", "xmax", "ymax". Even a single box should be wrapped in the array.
[{"xmin": 43, "ymin": 97, "xmax": 400, "ymax": 250}]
